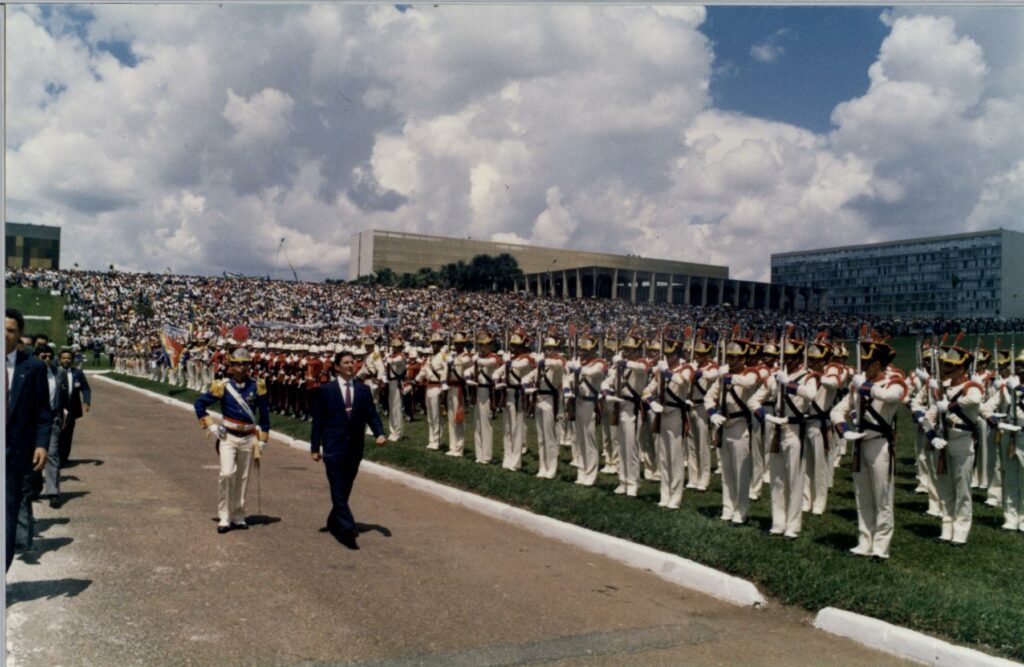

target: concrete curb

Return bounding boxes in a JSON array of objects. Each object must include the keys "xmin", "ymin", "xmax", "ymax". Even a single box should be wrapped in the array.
[
  {"xmin": 96, "ymin": 375, "xmax": 765, "ymax": 607},
  {"xmin": 814, "ymin": 608, "xmax": 1019, "ymax": 666}
]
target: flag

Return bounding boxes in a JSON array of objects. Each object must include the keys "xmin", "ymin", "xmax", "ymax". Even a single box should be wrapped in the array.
[{"xmin": 159, "ymin": 325, "xmax": 186, "ymax": 370}]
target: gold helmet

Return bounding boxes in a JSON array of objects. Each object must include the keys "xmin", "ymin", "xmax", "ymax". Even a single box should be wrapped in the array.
[
  {"xmin": 452, "ymin": 331, "xmax": 469, "ymax": 345},
  {"xmin": 783, "ymin": 339, "xmax": 805, "ymax": 357},
  {"xmin": 620, "ymin": 334, "xmax": 643, "ymax": 350},
  {"xmin": 939, "ymin": 345, "xmax": 971, "ymax": 367},
  {"xmin": 646, "ymin": 339, "xmax": 662, "ymax": 353},
  {"xmin": 428, "ymin": 331, "xmax": 445, "ymax": 344},
  {"xmin": 604, "ymin": 337, "xmax": 619, "ymax": 353},
  {"xmin": 807, "ymin": 341, "xmax": 832, "ymax": 360},
  {"xmin": 228, "ymin": 347, "xmax": 252, "ymax": 364},
  {"xmin": 693, "ymin": 338, "xmax": 714, "ymax": 355},
  {"xmin": 996, "ymin": 349, "xmax": 1011, "ymax": 367},
  {"xmin": 578, "ymin": 335, "xmax": 598, "ymax": 352},
  {"xmin": 725, "ymin": 339, "xmax": 750, "ymax": 357},
  {"xmin": 389, "ymin": 337, "xmax": 404, "ymax": 348},
  {"xmin": 663, "ymin": 339, "xmax": 679, "ymax": 355},
  {"xmin": 746, "ymin": 341, "xmax": 763, "ymax": 357},
  {"xmin": 761, "ymin": 342, "xmax": 780, "ymax": 358},
  {"xmin": 542, "ymin": 336, "xmax": 561, "ymax": 349},
  {"xmin": 509, "ymin": 331, "xmax": 529, "ymax": 347},
  {"xmin": 861, "ymin": 340, "xmax": 896, "ymax": 365},
  {"xmin": 476, "ymin": 331, "xmax": 494, "ymax": 346}
]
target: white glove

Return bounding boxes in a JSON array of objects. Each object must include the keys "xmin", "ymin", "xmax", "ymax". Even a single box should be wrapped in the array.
[
  {"xmin": 495, "ymin": 382, "xmax": 507, "ymax": 391},
  {"xmin": 657, "ymin": 359, "xmax": 669, "ymax": 372},
  {"xmin": 258, "ymin": 441, "xmax": 266, "ymax": 452},
  {"xmin": 710, "ymin": 414, "xmax": 727, "ymax": 428},
  {"xmin": 207, "ymin": 423, "xmax": 222, "ymax": 439},
  {"xmin": 603, "ymin": 394, "xmax": 622, "ymax": 403},
  {"xmin": 935, "ymin": 399, "xmax": 949, "ymax": 413},
  {"xmin": 465, "ymin": 379, "xmax": 478, "ymax": 387},
  {"xmin": 930, "ymin": 437, "xmax": 948, "ymax": 450},
  {"xmin": 1008, "ymin": 376, "xmax": 1021, "ymax": 390},
  {"xmin": 994, "ymin": 378, "xmax": 1006, "ymax": 391},
  {"xmin": 648, "ymin": 400, "xmax": 664, "ymax": 414},
  {"xmin": 928, "ymin": 378, "xmax": 940, "ymax": 390},
  {"xmin": 766, "ymin": 414, "xmax": 788, "ymax": 426},
  {"xmin": 850, "ymin": 373, "xmax": 867, "ymax": 390},
  {"xmin": 998, "ymin": 422, "xmax": 1022, "ymax": 433},
  {"xmin": 440, "ymin": 382, "xmax": 449, "ymax": 391},
  {"xmin": 563, "ymin": 390, "xmax": 575, "ymax": 399},
  {"xmin": 501, "ymin": 351, "xmax": 511, "ymax": 363},
  {"xmin": 612, "ymin": 353, "xmax": 623, "ymax": 364},
  {"xmin": 774, "ymin": 371, "xmax": 788, "ymax": 385},
  {"xmin": 447, "ymin": 354, "xmax": 456, "ymax": 364},
  {"xmin": 843, "ymin": 430, "xmax": 866, "ymax": 441},
  {"xmin": 524, "ymin": 386, "xmax": 537, "ymax": 395},
  {"xmin": 567, "ymin": 359, "xmax": 581, "ymax": 372},
  {"xmin": 915, "ymin": 368, "xmax": 929, "ymax": 382}
]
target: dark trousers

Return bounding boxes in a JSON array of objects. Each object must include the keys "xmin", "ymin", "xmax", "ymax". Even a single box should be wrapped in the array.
[
  {"xmin": 58, "ymin": 419, "xmax": 77, "ymax": 466},
  {"xmin": 16, "ymin": 470, "xmax": 35, "ymax": 550},
  {"xmin": 6, "ymin": 466, "xmax": 26, "ymax": 571},
  {"xmin": 323, "ymin": 448, "xmax": 364, "ymax": 534}
]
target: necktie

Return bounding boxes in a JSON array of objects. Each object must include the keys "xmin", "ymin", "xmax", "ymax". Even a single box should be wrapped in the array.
[{"xmin": 345, "ymin": 382, "xmax": 353, "ymax": 413}]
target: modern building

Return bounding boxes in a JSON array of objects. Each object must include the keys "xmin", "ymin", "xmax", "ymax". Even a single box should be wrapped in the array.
[
  {"xmin": 351, "ymin": 229, "xmax": 827, "ymax": 310},
  {"xmin": 771, "ymin": 229, "xmax": 1024, "ymax": 318},
  {"xmin": 5, "ymin": 222, "xmax": 61, "ymax": 270}
]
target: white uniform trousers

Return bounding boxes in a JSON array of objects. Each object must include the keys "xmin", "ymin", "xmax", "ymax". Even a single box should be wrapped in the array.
[
  {"xmin": 1000, "ymin": 435, "xmax": 1024, "ymax": 530},
  {"xmin": 388, "ymin": 380, "xmax": 404, "ymax": 440},
  {"xmin": 720, "ymin": 420, "xmax": 752, "ymax": 523},
  {"xmin": 473, "ymin": 387, "xmax": 493, "ymax": 464},
  {"xmin": 535, "ymin": 395, "xmax": 559, "ymax": 478},
  {"xmin": 803, "ymin": 425, "xmax": 830, "ymax": 515},
  {"xmin": 640, "ymin": 418, "xmax": 658, "ymax": 480},
  {"xmin": 502, "ymin": 392, "xmax": 526, "ymax": 471},
  {"xmin": 218, "ymin": 433, "xmax": 255, "ymax": 526},
  {"xmin": 917, "ymin": 430, "xmax": 941, "ymax": 516},
  {"xmin": 972, "ymin": 421, "xmax": 993, "ymax": 489},
  {"xmin": 601, "ymin": 413, "xmax": 619, "ymax": 472},
  {"xmin": 686, "ymin": 406, "xmax": 712, "ymax": 490},
  {"xmin": 749, "ymin": 421, "xmax": 766, "ymax": 500},
  {"xmin": 851, "ymin": 437, "xmax": 895, "ymax": 558},
  {"xmin": 936, "ymin": 432, "xmax": 974, "ymax": 544},
  {"xmin": 769, "ymin": 424, "xmax": 804, "ymax": 536},
  {"xmin": 655, "ymin": 409, "xmax": 685, "ymax": 508},
  {"xmin": 615, "ymin": 405, "xmax": 640, "ymax": 495},
  {"xmin": 424, "ymin": 386, "xmax": 443, "ymax": 449},
  {"xmin": 574, "ymin": 399, "xmax": 600, "ymax": 485},
  {"xmin": 446, "ymin": 387, "xmax": 466, "ymax": 456}
]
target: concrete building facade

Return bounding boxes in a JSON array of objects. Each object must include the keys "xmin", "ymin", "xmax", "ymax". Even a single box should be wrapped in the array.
[
  {"xmin": 5, "ymin": 222, "xmax": 61, "ymax": 270},
  {"xmin": 771, "ymin": 228, "xmax": 1024, "ymax": 318}
]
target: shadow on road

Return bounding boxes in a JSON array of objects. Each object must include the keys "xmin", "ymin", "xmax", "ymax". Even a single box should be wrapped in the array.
[
  {"xmin": 246, "ymin": 515, "xmax": 282, "ymax": 527},
  {"xmin": 16, "ymin": 537, "xmax": 74, "ymax": 565},
  {"xmin": 34, "ymin": 517, "xmax": 71, "ymax": 535},
  {"xmin": 6, "ymin": 578, "xmax": 92, "ymax": 607},
  {"xmin": 63, "ymin": 459, "xmax": 104, "ymax": 468},
  {"xmin": 355, "ymin": 522, "xmax": 392, "ymax": 537}
]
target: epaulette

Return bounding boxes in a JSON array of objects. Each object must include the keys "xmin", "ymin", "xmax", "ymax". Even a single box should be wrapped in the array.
[
  {"xmin": 210, "ymin": 380, "xmax": 225, "ymax": 398},
  {"xmin": 256, "ymin": 378, "xmax": 267, "ymax": 396}
]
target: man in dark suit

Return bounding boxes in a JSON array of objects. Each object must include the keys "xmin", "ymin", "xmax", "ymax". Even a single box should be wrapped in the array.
[
  {"xmin": 5, "ymin": 309, "xmax": 52, "ymax": 571},
  {"xmin": 56, "ymin": 348, "xmax": 91, "ymax": 467},
  {"xmin": 310, "ymin": 350, "xmax": 386, "ymax": 550}
]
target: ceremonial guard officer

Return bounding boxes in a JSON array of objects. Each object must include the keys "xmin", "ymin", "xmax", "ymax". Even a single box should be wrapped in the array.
[
  {"xmin": 638, "ymin": 339, "xmax": 658, "ymax": 481},
  {"xmin": 599, "ymin": 335, "xmax": 620, "ymax": 475},
  {"xmin": 643, "ymin": 338, "xmax": 691, "ymax": 508},
  {"xmin": 910, "ymin": 346, "xmax": 942, "ymax": 517},
  {"xmin": 445, "ymin": 332, "xmax": 472, "ymax": 457},
  {"xmin": 686, "ymin": 337, "xmax": 719, "ymax": 491},
  {"xmin": 706, "ymin": 336, "xmax": 761, "ymax": 524},
  {"xmin": 803, "ymin": 338, "xmax": 839, "ymax": 515},
  {"xmin": 831, "ymin": 339, "xmax": 904, "ymax": 558},
  {"xmin": 981, "ymin": 348, "xmax": 1024, "ymax": 530},
  {"xmin": 469, "ymin": 332, "xmax": 500, "ymax": 464},
  {"xmin": 415, "ymin": 332, "xmax": 448, "ymax": 450},
  {"xmin": 923, "ymin": 341, "xmax": 983, "ymax": 545},
  {"xmin": 358, "ymin": 337, "xmax": 387, "ymax": 408},
  {"xmin": 194, "ymin": 348, "xmax": 270, "ymax": 534},
  {"xmin": 762, "ymin": 337, "xmax": 814, "ymax": 538},
  {"xmin": 601, "ymin": 333, "xmax": 647, "ymax": 497},
  {"xmin": 524, "ymin": 335, "xmax": 566, "ymax": 479},
  {"xmin": 746, "ymin": 341, "xmax": 773, "ymax": 501},
  {"xmin": 385, "ymin": 337, "xmax": 407, "ymax": 441},
  {"xmin": 971, "ymin": 348, "xmax": 1000, "ymax": 506},
  {"xmin": 493, "ymin": 331, "xmax": 534, "ymax": 471},
  {"xmin": 566, "ymin": 334, "xmax": 606, "ymax": 486}
]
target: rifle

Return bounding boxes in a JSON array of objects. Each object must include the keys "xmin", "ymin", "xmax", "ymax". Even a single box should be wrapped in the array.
[
  {"xmin": 567, "ymin": 325, "xmax": 578, "ymax": 423},
  {"xmin": 1010, "ymin": 337, "xmax": 1017, "ymax": 458},
  {"xmin": 770, "ymin": 323, "xmax": 794, "ymax": 454},
  {"xmin": 713, "ymin": 330, "xmax": 728, "ymax": 450},
  {"xmin": 653, "ymin": 328, "xmax": 666, "ymax": 435},
  {"xmin": 609, "ymin": 333, "xmax": 622, "ymax": 428},
  {"xmin": 851, "ymin": 324, "xmax": 868, "ymax": 473},
  {"xmin": 932, "ymin": 337, "xmax": 948, "ymax": 475}
]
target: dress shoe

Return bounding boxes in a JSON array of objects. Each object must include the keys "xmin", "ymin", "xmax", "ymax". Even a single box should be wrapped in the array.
[
  {"xmin": 230, "ymin": 522, "xmax": 248, "ymax": 530},
  {"xmin": 338, "ymin": 529, "xmax": 360, "ymax": 550},
  {"xmin": 217, "ymin": 525, "xmax": 231, "ymax": 534},
  {"xmin": 49, "ymin": 495, "xmax": 63, "ymax": 509}
]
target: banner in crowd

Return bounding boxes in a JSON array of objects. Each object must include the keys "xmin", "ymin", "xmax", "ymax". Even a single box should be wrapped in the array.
[
  {"xmin": 251, "ymin": 320, "xmax": 323, "ymax": 331},
  {"xmin": 160, "ymin": 323, "xmax": 187, "ymax": 369}
]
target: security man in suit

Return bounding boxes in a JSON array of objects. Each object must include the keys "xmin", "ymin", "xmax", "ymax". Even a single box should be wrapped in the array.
[
  {"xmin": 56, "ymin": 348, "xmax": 91, "ymax": 467},
  {"xmin": 194, "ymin": 348, "xmax": 270, "ymax": 534},
  {"xmin": 310, "ymin": 349, "xmax": 386, "ymax": 549},
  {"xmin": 5, "ymin": 308, "xmax": 52, "ymax": 571}
]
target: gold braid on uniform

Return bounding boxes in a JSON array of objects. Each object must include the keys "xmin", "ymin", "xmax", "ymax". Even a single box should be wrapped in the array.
[
  {"xmin": 210, "ymin": 379, "xmax": 225, "ymax": 398},
  {"xmin": 256, "ymin": 378, "xmax": 267, "ymax": 396}
]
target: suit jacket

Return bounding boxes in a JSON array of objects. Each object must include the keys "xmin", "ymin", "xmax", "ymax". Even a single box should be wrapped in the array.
[
  {"xmin": 57, "ymin": 365, "xmax": 91, "ymax": 420},
  {"xmin": 5, "ymin": 349, "xmax": 53, "ymax": 472},
  {"xmin": 310, "ymin": 378, "xmax": 384, "ymax": 456}
]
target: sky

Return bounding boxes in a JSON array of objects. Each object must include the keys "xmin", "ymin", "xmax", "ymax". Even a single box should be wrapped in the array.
[{"xmin": 7, "ymin": 4, "xmax": 1024, "ymax": 282}]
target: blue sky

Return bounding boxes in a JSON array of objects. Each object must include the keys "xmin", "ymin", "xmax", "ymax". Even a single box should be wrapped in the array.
[
  {"xmin": 7, "ymin": 5, "xmax": 1024, "ymax": 282},
  {"xmin": 704, "ymin": 7, "xmax": 890, "ymax": 134}
]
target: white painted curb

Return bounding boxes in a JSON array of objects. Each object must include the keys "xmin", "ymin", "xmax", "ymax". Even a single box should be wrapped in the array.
[
  {"xmin": 814, "ymin": 608, "xmax": 1020, "ymax": 667},
  {"xmin": 96, "ymin": 375, "xmax": 765, "ymax": 607}
]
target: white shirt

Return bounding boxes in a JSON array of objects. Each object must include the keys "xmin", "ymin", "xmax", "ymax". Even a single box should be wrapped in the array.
[
  {"xmin": 7, "ymin": 350, "xmax": 17, "ymax": 407},
  {"xmin": 337, "ymin": 377, "xmax": 354, "ymax": 411}
]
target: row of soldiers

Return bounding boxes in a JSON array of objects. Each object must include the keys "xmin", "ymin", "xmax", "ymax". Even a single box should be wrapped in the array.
[{"xmin": 122, "ymin": 326, "xmax": 1024, "ymax": 559}]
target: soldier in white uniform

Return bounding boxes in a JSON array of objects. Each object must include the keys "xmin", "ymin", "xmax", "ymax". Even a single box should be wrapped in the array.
[
  {"xmin": 357, "ymin": 337, "xmax": 386, "ymax": 406},
  {"xmin": 922, "ymin": 343, "xmax": 984, "ymax": 545},
  {"xmin": 602, "ymin": 334, "xmax": 647, "ymax": 497},
  {"xmin": 566, "ymin": 334, "xmax": 607, "ymax": 486},
  {"xmin": 524, "ymin": 336, "xmax": 566, "ymax": 479},
  {"xmin": 831, "ymin": 340, "xmax": 905, "ymax": 559},
  {"xmin": 384, "ymin": 338, "xmax": 407, "ymax": 442},
  {"xmin": 599, "ymin": 336, "xmax": 620, "ymax": 475},
  {"xmin": 803, "ymin": 340, "xmax": 840, "ymax": 515},
  {"xmin": 747, "ymin": 341, "xmax": 773, "ymax": 501},
  {"xmin": 643, "ymin": 338, "xmax": 691, "ymax": 509},
  {"xmin": 762, "ymin": 338, "xmax": 814, "ymax": 538},
  {"xmin": 910, "ymin": 346, "xmax": 943, "ymax": 518},
  {"xmin": 416, "ymin": 332, "xmax": 448, "ymax": 450},
  {"xmin": 493, "ymin": 331, "xmax": 534, "ymax": 471},
  {"xmin": 639, "ymin": 340, "xmax": 658, "ymax": 482},
  {"xmin": 686, "ymin": 337, "xmax": 719, "ymax": 491},
  {"xmin": 706, "ymin": 337, "xmax": 762, "ymax": 525},
  {"xmin": 971, "ymin": 349, "xmax": 1000, "ymax": 507},
  {"xmin": 981, "ymin": 349, "xmax": 1024, "ymax": 531},
  {"xmin": 445, "ymin": 332, "xmax": 472, "ymax": 458},
  {"xmin": 469, "ymin": 332, "xmax": 501, "ymax": 465}
]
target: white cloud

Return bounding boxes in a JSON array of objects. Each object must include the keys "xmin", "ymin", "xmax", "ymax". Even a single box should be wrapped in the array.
[
  {"xmin": 750, "ymin": 29, "xmax": 793, "ymax": 64},
  {"xmin": 223, "ymin": 87, "xmax": 295, "ymax": 147}
]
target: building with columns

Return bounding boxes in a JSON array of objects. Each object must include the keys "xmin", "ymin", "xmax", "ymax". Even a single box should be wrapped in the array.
[{"xmin": 350, "ymin": 229, "xmax": 826, "ymax": 311}]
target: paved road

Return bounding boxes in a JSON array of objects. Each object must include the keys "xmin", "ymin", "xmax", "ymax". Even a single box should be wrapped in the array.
[{"xmin": 6, "ymin": 379, "xmax": 911, "ymax": 666}]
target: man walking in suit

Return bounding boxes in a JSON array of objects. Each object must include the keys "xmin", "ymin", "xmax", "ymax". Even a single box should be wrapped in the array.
[
  {"xmin": 310, "ymin": 350, "xmax": 386, "ymax": 550},
  {"xmin": 5, "ymin": 309, "xmax": 52, "ymax": 572},
  {"xmin": 56, "ymin": 348, "xmax": 91, "ymax": 467}
]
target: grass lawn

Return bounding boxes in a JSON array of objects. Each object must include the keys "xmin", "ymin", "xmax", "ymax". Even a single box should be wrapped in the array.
[
  {"xmin": 111, "ymin": 367, "xmax": 1023, "ymax": 661},
  {"xmin": 5, "ymin": 287, "xmax": 68, "ymax": 345}
]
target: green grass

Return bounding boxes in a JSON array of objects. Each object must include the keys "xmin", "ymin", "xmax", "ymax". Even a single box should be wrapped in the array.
[
  {"xmin": 110, "ymin": 370, "xmax": 1023, "ymax": 661},
  {"xmin": 5, "ymin": 287, "xmax": 68, "ymax": 345}
]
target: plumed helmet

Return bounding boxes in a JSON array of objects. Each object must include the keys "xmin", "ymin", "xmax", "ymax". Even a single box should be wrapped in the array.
[{"xmin": 228, "ymin": 347, "xmax": 252, "ymax": 364}]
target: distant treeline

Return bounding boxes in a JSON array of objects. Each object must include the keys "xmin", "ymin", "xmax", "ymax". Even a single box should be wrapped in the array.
[{"xmin": 330, "ymin": 253, "xmax": 524, "ymax": 292}]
